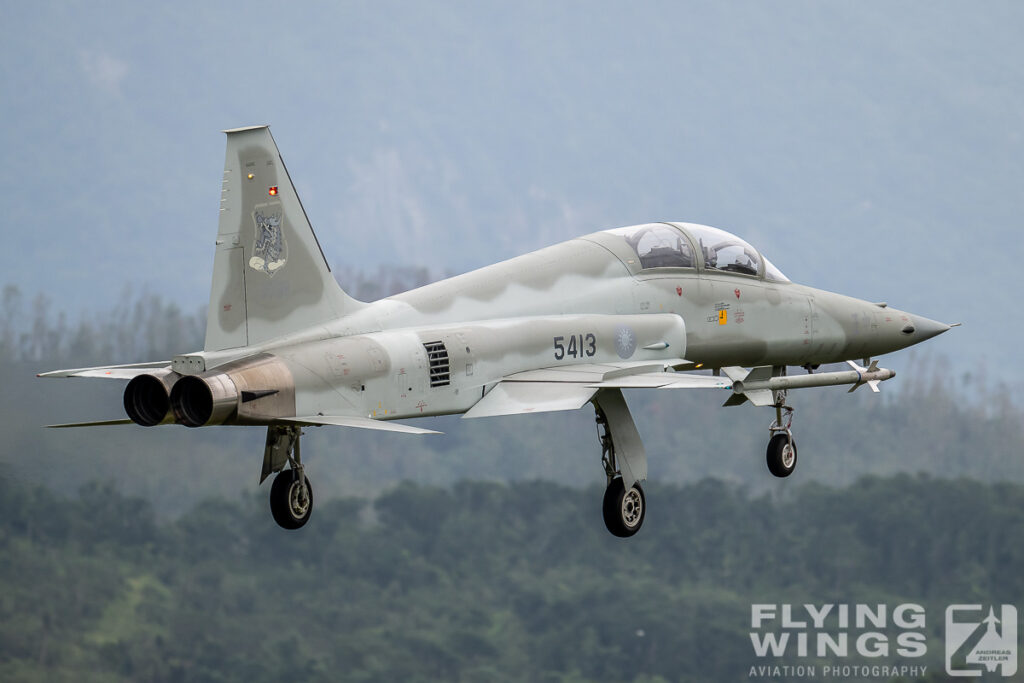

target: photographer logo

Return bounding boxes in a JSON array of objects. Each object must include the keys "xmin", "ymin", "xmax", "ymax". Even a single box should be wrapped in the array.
[{"xmin": 945, "ymin": 605, "xmax": 1017, "ymax": 677}]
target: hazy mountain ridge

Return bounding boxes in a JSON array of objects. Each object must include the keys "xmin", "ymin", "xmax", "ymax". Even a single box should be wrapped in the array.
[{"xmin": 2, "ymin": 3, "xmax": 1020, "ymax": 382}]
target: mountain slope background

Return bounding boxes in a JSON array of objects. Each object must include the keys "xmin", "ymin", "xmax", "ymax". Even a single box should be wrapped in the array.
[
  {"xmin": 1, "ymin": 474, "xmax": 1019, "ymax": 682},
  {"xmin": 2, "ymin": 2, "xmax": 1021, "ymax": 385}
]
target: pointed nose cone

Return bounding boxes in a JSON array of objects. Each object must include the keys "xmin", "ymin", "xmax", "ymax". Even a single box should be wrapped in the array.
[{"xmin": 903, "ymin": 315, "xmax": 952, "ymax": 342}]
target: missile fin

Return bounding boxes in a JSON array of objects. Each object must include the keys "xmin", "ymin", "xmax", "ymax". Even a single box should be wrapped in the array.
[
  {"xmin": 846, "ymin": 359, "xmax": 867, "ymax": 373},
  {"xmin": 722, "ymin": 393, "xmax": 748, "ymax": 407},
  {"xmin": 745, "ymin": 366, "xmax": 774, "ymax": 383},
  {"xmin": 721, "ymin": 366, "xmax": 749, "ymax": 382},
  {"xmin": 745, "ymin": 389, "xmax": 775, "ymax": 407}
]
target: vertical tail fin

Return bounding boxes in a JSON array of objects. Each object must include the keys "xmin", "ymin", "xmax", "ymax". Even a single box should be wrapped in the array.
[{"xmin": 205, "ymin": 126, "xmax": 363, "ymax": 351}]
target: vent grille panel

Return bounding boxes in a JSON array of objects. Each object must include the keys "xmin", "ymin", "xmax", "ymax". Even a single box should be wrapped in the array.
[{"xmin": 423, "ymin": 341, "xmax": 450, "ymax": 387}]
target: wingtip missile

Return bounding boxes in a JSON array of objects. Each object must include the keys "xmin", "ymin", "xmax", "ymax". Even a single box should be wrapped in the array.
[{"xmin": 729, "ymin": 362, "xmax": 896, "ymax": 400}]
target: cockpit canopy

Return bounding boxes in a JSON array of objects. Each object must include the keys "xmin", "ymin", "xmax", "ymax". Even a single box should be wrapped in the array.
[
  {"xmin": 607, "ymin": 224, "xmax": 695, "ymax": 269},
  {"xmin": 602, "ymin": 222, "xmax": 789, "ymax": 282}
]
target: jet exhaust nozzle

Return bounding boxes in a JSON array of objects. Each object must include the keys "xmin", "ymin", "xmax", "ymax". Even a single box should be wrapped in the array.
[
  {"xmin": 170, "ymin": 373, "xmax": 239, "ymax": 428},
  {"xmin": 168, "ymin": 354, "xmax": 295, "ymax": 427},
  {"xmin": 123, "ymin": 370, "xmax": 181, "ymax": 426}
]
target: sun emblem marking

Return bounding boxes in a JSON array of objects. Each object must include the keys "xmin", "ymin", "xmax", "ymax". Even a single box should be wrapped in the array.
[{"xmin": 615, "ymin": 326, "xmax": 637, "ymax": 359}]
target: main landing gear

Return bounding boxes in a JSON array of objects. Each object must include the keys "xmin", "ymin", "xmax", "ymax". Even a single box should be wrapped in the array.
[
  {"xmin": 602, "ymin": 476, "xmax": 645, "ymax": 538},
  {"xmin": 594, "ymin": 391, "xmax": 648, "ymax": 538},
  {"xmin": 766, "ymin": 381, "xmax": 797, "ymax": 478},
  {"xmin": 262, "ymin": 425, "xmax": 314, "ymax": 529}
]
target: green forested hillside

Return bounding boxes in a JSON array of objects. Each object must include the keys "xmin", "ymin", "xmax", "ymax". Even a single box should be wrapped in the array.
[{"xmin": 0, "ymin": 475, "xmax": 1019, "ymax": 682}]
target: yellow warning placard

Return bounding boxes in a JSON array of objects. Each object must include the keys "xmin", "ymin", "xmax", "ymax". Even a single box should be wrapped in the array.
[{"xmin": 718, "ymin": 309, "xmax": 728, "ymax": 325}]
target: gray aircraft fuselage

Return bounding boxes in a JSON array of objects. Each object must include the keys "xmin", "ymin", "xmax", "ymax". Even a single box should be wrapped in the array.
[{"xmin": 187, "ymin": 222, "xmax": 946, "ymax": 425}]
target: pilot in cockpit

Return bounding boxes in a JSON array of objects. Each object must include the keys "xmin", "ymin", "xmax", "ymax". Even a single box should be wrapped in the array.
[
  {"xmin": 699, "ymin": 239, "xmax": 716, "ymax": 269},
  {"xmin": 733, "ymin": 253, "xmax": 756, "ymax": 273}
]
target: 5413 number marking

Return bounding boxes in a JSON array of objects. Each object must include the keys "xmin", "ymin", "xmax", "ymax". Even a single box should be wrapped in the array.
[{"xmin": 554, "ymin": 333, "xmax": 596, "ymax": 360}]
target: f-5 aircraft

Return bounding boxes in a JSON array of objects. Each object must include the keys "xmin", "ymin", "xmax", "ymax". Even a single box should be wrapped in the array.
[{"xmin": 41, "ymin": 126, "xmax": 953, "ymax": 537}]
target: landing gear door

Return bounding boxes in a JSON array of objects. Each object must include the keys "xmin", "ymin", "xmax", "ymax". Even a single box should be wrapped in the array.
[{"xmin": 593, "ymin": 388, "xmax": 647, "ymax": 490}]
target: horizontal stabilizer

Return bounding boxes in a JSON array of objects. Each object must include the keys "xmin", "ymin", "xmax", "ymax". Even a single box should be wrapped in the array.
[
  {"xmin": 277, "ymin": 415, "xmax": 440, "ymax": 434},
  {"xmin": 464, "ymin": 382, "xmax": 598, "ymax": 419},
  {"xmin": 38, "ymin": 361, "xmax": 170, "ymax": 379},
  {"xmin": 47, "ymin": 419, "xmax": 134, "ymax": 428}
]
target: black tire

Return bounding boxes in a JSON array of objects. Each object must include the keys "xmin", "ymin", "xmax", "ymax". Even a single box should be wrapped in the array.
[
  {"xmin": 602, "ymin": 477, "xmax": 646, "ymax": 537},
  {"xmin": 270, "ymin": 470, "xmax": 313, "ymax": 529},
  {"xmin": 766, "ymin": 433, "xmax": 797, "ymax": 478}
]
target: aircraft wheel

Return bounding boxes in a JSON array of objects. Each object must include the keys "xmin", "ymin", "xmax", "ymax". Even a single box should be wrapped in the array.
[
  {"xmin": 270, "ymin": 470, "xmax": 313, "ymax": 529},
  {"xmin": 602, "ymin": 477, "xmax": 645, "ymax": 537},
  {"xmin": 766, "ymin": 433, "xmax": 797, "ymax": 478}
]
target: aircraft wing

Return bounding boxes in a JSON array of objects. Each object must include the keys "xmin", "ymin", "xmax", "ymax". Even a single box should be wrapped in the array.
[
  {"xmin": 502, "ymin": 359, "xmax": 687, "ymax": 384},
  {"xmin": 593, "ymin": 374, "xmax": 732, "ymax": 390},
  {"xmin": 461, "ymin": 381, "xmax": 600, "ymax": 419},
  {"xmin": 463, "ymin": 359, "xmax": 731, "ymax": 419},
  {"xmin": 277, "ymin": 415, "xmax": 441, "ymax": 434},
  {"xmin": 37, "ymin": 361, "xmax": 171, "ymax": 379}
]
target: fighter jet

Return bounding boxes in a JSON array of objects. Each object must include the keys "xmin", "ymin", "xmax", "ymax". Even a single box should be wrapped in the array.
[{"xmin": 40, "ymin": 126, "xmax": 953, "ymax": 536}]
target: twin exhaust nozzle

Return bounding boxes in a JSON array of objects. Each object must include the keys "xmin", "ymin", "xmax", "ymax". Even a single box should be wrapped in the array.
[
  {"xmin": 122, "ymin": 355, "xmax": 294, "ymax": 428},
  {"xmin": 122, "ymin": 371, "xmax": 176, "ymax": 426},
  {"xmin": 123, "ymin": 370, "xmax": 238, "ymax": 427}
]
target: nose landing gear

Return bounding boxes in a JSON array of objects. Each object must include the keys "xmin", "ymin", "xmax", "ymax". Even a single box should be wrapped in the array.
[{"xmin": 766, "ymin": 397, "xmax": 797, "ymax": 478}]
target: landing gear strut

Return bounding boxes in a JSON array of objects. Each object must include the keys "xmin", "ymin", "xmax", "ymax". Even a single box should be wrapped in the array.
[
  {"xmin": 596, "ymin": 401, "xmax": 646, "ymax": 537},
  {"xmin": 263, "ymin": 425, "xmax": 314, "ymax": 529},
  {"xmin": 766, "ymin": 388, "xmax": 797, "ymax": 478}
]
